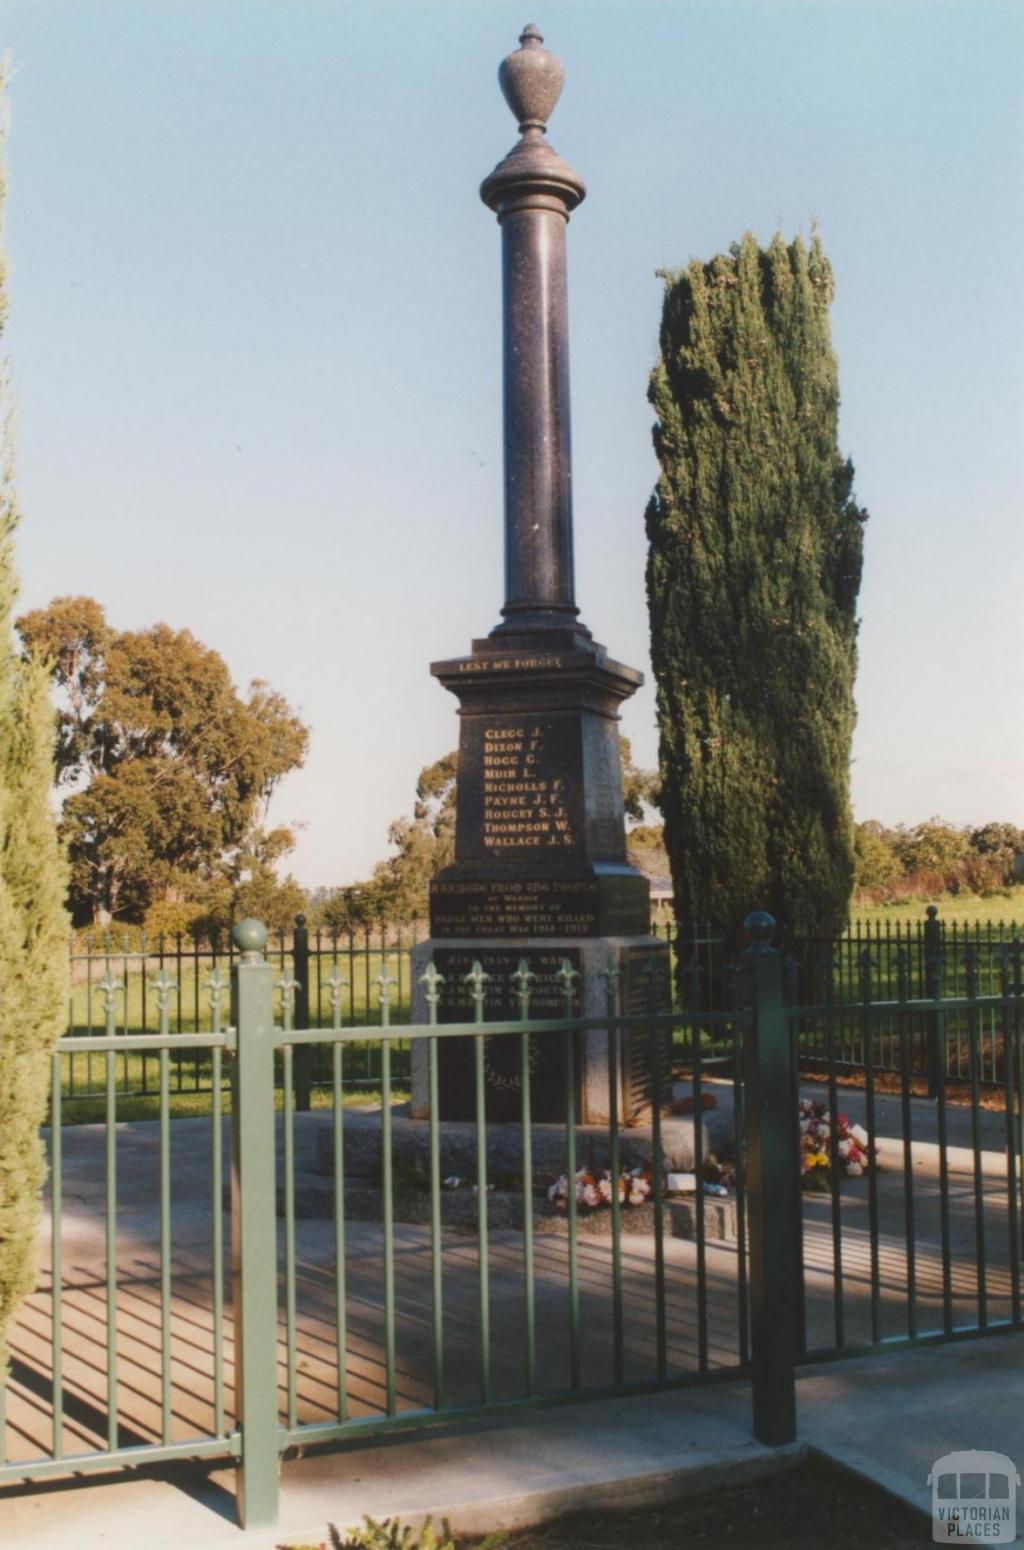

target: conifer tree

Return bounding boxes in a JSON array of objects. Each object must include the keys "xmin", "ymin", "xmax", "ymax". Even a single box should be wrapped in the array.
[
  {"xmin": 646, "ymin": 232, "xmax": 866, "ymax": 952},
  {"xmin": 0, "ymin": 71, "xmax": 69, "ymax": 1368}
]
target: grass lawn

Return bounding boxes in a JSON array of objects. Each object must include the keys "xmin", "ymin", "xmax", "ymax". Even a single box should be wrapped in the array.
[
  {"xmin": 55, "ymin": 1084, "xmax": 411, "ymax": 1125},
  {"xmin": 56, "ymin": 1042, "xmax": 410, "ymax": 1126},
  {"xmin": 851, "ymin": 886, "xmax": 1024, "ymax": 928},
  {"xmin": 67, "ymin": 947, "xmax": 416, "ymax": 1038}
]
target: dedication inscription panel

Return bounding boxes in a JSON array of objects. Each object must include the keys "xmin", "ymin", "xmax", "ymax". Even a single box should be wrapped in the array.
[
  {"xmin": 431, "ymin": 877, "xmax": 600, "ymax": 938},
  {"xmin": 620, "ymin": 943, "xmax": 673, "ymax": 1123},
  {"xmin": 433, "ymin": 946, "xmax": 582, "ymax": 1123},
  {"xmin": 429, "ymin": 873, "xmax": 650, "ymax": 938}
]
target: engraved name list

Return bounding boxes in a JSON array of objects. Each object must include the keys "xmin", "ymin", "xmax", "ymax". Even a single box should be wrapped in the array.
[{"xmin": 481, "ymin": 722, "xmax": 577, "ymax": 853}]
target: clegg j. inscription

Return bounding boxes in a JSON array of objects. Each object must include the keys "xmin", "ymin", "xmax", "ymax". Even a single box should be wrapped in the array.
[
  {"xmin": 481, "ymin": 722, "xmax": 576, "ymax": 853},
  {"xmin": 454, "ymin": 714, "xmax": 586, "ymax": 865}
]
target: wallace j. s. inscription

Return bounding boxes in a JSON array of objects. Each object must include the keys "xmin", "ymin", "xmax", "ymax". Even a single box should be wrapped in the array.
[
  {"xmin": 451, "ymin": 715, "xmax": 584, "ymax": 863},
  {"xmin": 482, "ymin": 722, "xmax": 576, "ymax": 853}
]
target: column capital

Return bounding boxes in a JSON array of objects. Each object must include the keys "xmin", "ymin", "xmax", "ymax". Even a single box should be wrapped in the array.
[{"xmin": 480, "ymin": 25, "xmax": 585, "ymax": 219}]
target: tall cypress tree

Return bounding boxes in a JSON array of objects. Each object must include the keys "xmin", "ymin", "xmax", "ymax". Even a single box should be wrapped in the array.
[
  {"xmin": 0, "ymin": 73, "xmax": 68, "ymax": 1369},
  {"xmin": 646, "ymin": 231, "xmax": 866, "ymax": 953}
]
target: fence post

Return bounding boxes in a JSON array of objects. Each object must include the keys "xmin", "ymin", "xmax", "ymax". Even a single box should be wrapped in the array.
[
  {"xmin": 742, "ymin": 910, "xmax": 799, "ymax": 1446},
  {"xmin": 230, "ymin": 918, "xmax": 280, "ymax": 1530},
  {"xmin": 924, "ymin": 905, "xmax": 942, "ymax": 1098},
  {"xmin": 292, "ymin": 913, "xmax": 312, "ymax": 1110}
]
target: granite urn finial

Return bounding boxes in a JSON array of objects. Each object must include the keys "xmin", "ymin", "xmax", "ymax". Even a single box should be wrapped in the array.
[
  {"xmin": 499, "ymin": 24, "xmax": 566, "ymax": 134},
  {"xmin": 481, "ymin": 26, "xmax": 585, "ymax": 218}
]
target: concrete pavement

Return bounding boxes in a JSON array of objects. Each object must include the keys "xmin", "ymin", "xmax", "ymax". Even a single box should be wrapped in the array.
[
  {"xmin": 7, "ymin": 1338, "xmax": 1022, "ymax": 1548},
  {"xmin": 1, "ymin": 1095, "xmax": 1021, "ymax": 1546}
]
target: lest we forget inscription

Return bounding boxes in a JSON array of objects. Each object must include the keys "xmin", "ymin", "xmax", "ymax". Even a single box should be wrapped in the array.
[{"xmin": 433, "ymin": 947, "xmax": 582, "ymax": 1123}]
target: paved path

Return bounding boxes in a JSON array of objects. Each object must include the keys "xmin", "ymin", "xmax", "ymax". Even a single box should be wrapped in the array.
[{"xmin": 1, "ymin": 1101, "xmax": 1022, "ymax": 1544}]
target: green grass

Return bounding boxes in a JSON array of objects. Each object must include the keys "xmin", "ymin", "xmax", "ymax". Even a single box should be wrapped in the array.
[
  {"xmin": 850, "ymin": 886, "xmax": 1024, "ymax": 928},
  {"xmin": 55, "ymin": 1080, "xmax": 411, "ymax": 1127},
  {"xmin": 68, "ymin": 947, "xmax": 415, "ymax": 1038}
]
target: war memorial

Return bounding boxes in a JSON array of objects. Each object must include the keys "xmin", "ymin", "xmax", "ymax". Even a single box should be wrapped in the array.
[{"xmin": 410, "ymin": 24, "xmax": 670, "ymax": 1125}]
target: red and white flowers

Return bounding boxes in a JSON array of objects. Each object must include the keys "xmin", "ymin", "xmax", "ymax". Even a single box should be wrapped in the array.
[
  {"xmin": 799, "ymin": 1097, "xmax": 874, "ymax": 1189},
  {"xmin": 547, "ymin": 1167, "xmax": 653, "ymax": 1211}
]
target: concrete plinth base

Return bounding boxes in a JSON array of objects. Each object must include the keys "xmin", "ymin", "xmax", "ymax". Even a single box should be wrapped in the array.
[
  {"xmin": 409, "ymin": 934, "xmax": 671, "ymax": 1124},
  {"xmin": 310, "ymin": 1103, "xmax": 721, "ymax": 1180},
  {"xmin": 284, "ymin": 1173, "xmax": 738, "ymax": 1241}
]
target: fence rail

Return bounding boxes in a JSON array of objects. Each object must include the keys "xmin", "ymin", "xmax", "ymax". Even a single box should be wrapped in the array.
[
  {"xmin": 3, "ymin": 909, "xmax": 1023, "ymax": 1532},
  {"xmin": 59, "ymin": 909, "xmax": 1024, "ymax": 1104}
]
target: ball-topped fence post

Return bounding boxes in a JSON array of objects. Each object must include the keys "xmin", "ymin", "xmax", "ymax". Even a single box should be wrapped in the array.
[
  {"xmin": 229, "ymin": 918, "xmax": 280, "ymax": 1528},
  {"xmin": 741, "ymin": 910, "xmax": 800, "ymax": 1446},
  {"xmin": 292, "ymin": 912, "xmax": 312, "ymax": 1110}
]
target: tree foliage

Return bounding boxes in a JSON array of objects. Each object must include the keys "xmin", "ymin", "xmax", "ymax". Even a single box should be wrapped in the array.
[
  {"xmin": 646, "ymin": 231, "xmax": 866, "ymax": 949},
  {"xmin": 0, "ymin": 74, "xmax": 69, "ymax": 1368},
  {"xmin": 17, "ymin": 598, "xmax": 308, "ymax": 925},
  {"xmin": 854, "ymin": 818, "xmax": 1024, "ymax": 904}
]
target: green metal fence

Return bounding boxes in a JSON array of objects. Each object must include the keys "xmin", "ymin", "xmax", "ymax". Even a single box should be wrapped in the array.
[
  {"xmin": 58, "ymin": 910, "xmax": 1022, "ymax": 1105},
  {"xmin": 787, "ymin": 939, "xmax": 1024, "ymax": 1364},
  {"xmin": 62, "ymin": 919, "xmax": 428, "ymax": 1102},
  {"xmin": 4, "ymin": 909, "xmax": 1022, "ymax": 1532}
]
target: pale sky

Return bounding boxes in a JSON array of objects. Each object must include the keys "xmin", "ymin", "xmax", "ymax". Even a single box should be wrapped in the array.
[{"xmin": 4, "ymin": 1, "xmax": 1023, "ymax": 887}]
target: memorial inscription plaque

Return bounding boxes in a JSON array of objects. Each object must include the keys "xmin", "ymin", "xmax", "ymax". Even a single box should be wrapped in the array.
[
  {"xmin": 458, "ymin": 714, "xmax": 584, "ymax": 863},
  {"xmin": 432, "ymin": 947, "xmax": 582, "ymax": 1123},
  {"xmin": 620, "ymin": 943, "xmax": 674, "ymax": 1123}
]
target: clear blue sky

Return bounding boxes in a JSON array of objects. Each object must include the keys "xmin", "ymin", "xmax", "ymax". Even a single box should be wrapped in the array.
[{"xmin": 4, "ymin": 1, "xmax": 1023, "ymax": 887}]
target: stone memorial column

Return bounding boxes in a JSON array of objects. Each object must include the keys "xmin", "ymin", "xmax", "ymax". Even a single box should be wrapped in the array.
[{"xmin": 411, "ymin": 25, "xmax": 670, "ymax": 1124}]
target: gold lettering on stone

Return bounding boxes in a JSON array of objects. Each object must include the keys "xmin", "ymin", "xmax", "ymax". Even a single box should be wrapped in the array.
[
  {"xmin": 481, "ymin": 723, "xmax": 576, "ymax": 852},
  {"xmin": 431, "ymin": 878, "xmax": 600, "ymax": 938}
]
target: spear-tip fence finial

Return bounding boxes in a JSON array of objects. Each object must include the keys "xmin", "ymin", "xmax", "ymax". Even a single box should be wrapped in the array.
[{"xmin": 420, "ymin": 960, "xmax": 446, "ymax": 1010}]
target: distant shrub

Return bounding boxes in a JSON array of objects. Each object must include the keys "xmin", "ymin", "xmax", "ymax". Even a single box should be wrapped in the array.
[{"xmin": 853, "ymin": 818, "xmax": 1024, "ymax": 906}]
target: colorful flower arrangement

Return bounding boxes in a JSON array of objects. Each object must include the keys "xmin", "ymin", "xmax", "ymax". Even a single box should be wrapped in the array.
[
  {"xmin": 547, "ymin": 1167, "xmax": 653, "ymax": 1211},
  {"xmin": 799, "ymin": 1098, "xmax": 874, "ymax": 1191}
]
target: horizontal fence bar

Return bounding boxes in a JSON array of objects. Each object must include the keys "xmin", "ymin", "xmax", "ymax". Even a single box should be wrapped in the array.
[
  {"xmin": 273, "ymin": 1006, "xmax": 747, "ymax": 1046},
  {"xmin": 270, "ymin": 991, "xmax": 1016, "ymax": 1050},
  {"xmin": 280, "ymin": 1364, "xmax": 753, "ymax": 1453},
  {"xmin": 798, "ymin": 1319, "xmax": 1023, "ymax": 1368},
  {"xmin": 0, "ymin": 1434, "xmax": 239, "ymax": 1486},
  {"xmin": 55, "ymin": 1032, "xmax": 232, "ymax": 1054},
  {"xmin": 786, "ymin": 993, "xmax": 1014, "ymax": 1021}
]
